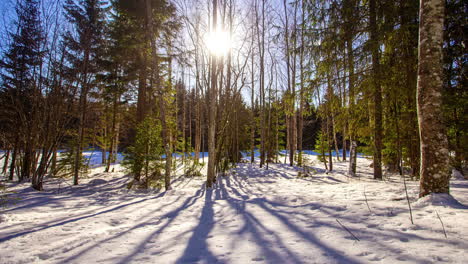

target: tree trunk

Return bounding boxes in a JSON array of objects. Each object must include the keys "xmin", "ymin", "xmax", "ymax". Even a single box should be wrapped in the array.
[
  {"xmin": 348, "ymin": 141, "xmax": 357, "ymax": 176},
  {"xmin": 207, "ymin": 0, "xmax": 218, "ymax": 188},
  {"xmin": 2, "ymin": 149, "xmax": 10, "ymax": 175},
  {"xmin": 9, "ymin": 138, "xmax": 18, "ymax": 181},
  {"xmin": 417, "ymin": 0, "xmax": 450, "ymax": 197},
  {"xmin": 51, "ymin": 149, "xmax": 57, "ymax": 177},
  {"xmin": 73, "ymin": 91, "xmax": 87, "ymax": 185},
  {"xmin": 370, "ymin": 0, "xmax": 383, "ymax": 180},
  {"xmin": 105, "ymin": 90, "xmax": 118, "ymax": 173},
  {"xmin": 342, "ymin": 128, "xmax": 347, "ymax": 161},
  {"xmin": 345, "ymin": 0, "xmax": 357, "ymax": 176},
  {"xmin": 73, "ymin": 46, "xmax": 91, "ymax": 186},
  {"xmin": 250, "ymin": 46, "xmax": 255, "ymax": 164}
]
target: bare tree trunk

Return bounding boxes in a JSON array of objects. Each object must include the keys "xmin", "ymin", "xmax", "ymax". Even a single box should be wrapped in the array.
[
  {"xmin": 332, "ymin": 114, "xmax": 340, "ymax": 162},
  {"xmin": 297, "ymin": 0, "xmax": 305, "ymax": 167},
  {"xmin": 73, "ymin": 90, "xmax": 87, "ymax": 185},
  {"xmin": 51, "ymin": 148, "xmax": 57, "ymax": 176},
  {"xmin": 73, "ymin": 46, "xmax": 90, "ymax": 186},
  {"xmin": 346, "ymin": 25, "xmax": 357, "ymax": 177},
  {"xmin": 207, "ymin": 0, "xmax": 219, "ymax": 188},
  {"xmin": 283, "ymin": 0, "xmax": 294, "ymax": 167},
  {"xmin": 2, "ymin": 149, "xmax": 10, "ymax": 175},
  {"xmin": 255, "ymin": 0, "xmax": 266, "ymax": 168},
  {"xmin": 194, "ymin": 24, "xmax": 201, "ymax": 162},
  {"xmin": 250, "ymin": 25, "xmax": 255, "ymax": 164},
  {"xmin": 327, "ymin": 118, "xmax": 333, "ymax": 172},
  {"xmin": 342, "ymin": 125, "xmax": 347, "ymax": 161},
  {"xmin": 105, "ymin": 89, "xmax": 118, "ymax": 173},
  {"xmin": 370, "ymin": 0, "xmax": 383, "ymax": 180},
  {"xmin": 195, "ymin": 84, "xmax": 201, "ymax": 161},
  {"xmin": 9, "ymin": 137, "xmax": 18, "ymax": 181},
  {"xmin": 348, "ymin": 141, "xmax": 357, "ymax": 176},
  {"xmin": 417, "ymin": 0, "xmax": 450, "ymax": 197},
  {"xmin": 102, "ymin": 107, "xmax": 107, "ymax": 165},
  {"xmin": 289, "ymin": 2, "xmax": 298, "ymax": 167}
]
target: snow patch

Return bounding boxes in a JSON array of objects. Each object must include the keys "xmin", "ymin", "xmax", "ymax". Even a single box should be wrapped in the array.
[
  {"xmin": 451, "ymin": 169, "xmax": 464, "ymax": 180},
  {"xmin": 414, "ymin": 193, "xmax": 466, "ymax": 208},
  {"xmin": 88, "ymin": 179, "xmax": 108, "ymax": 185}
]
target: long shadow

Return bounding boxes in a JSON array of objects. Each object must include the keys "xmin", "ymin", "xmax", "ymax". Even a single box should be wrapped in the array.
[
  {"xmin": 227, "ymin": 168, "xmax": 458, "ymax": 263},
  {"xmin": 223, "ymin": 165, "xmax": 451, "ymax": 263},
  {"xmin": 224, "ymin": 184, "xmax": 362, "ymax": 263},
  {"xmin": 218, "ymin": 178, "xmax": 306, "ymax": 264},
  {"xmin": 2, "ymin": 175, "xmax": 132, "ymax": 213},
  {"xmin": 0, "ymin": 192, "xmax": 166, "ymax": 243},
  {"xmin": 63, "ymin": 189, "xmax": 205, "ymax": 263},
  {"xmin": 175, "ymin": 188, "xmax": 222, "ymax": 264}
]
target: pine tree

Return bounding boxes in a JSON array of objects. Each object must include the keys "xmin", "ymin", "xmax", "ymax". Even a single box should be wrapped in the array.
[
  {"xmin": 63, "ymin": 0, "xmax": 108, "ymax": 185},
  {"xmin": 0, "ymin": 0, "xmax": 45, "ymax": 183}
]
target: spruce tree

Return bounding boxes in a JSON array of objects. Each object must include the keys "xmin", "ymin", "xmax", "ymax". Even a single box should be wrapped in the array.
[
  {"xmin": 63, "ymin": 0, "xmax": 108, "ymax": 185},
  {"xmin": 0, "ymin": 0, "xmax": 45, "ymax": 183}
]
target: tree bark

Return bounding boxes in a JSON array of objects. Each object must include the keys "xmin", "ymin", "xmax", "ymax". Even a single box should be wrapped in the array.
[
  {"xmin": 2, "ymin": 149, "xmax": 10, "ymax": 175},
  {"xmin": 9, "ymin": 137, "xmax": 18, "ymax": 181},
  {"xmin": 417, "ymin": 0, "xmax": 450, "ymax": 197},
  {"xmin": 370, "ymin": 0, "xmax": 383, "ymax": 180},
  {"xmin": 207, "ymin": 0, "xmax": 218, "ymax": 188},
  {"xmin": 344, "ymin": 0, "xmax": 357, "ymax": 177}
]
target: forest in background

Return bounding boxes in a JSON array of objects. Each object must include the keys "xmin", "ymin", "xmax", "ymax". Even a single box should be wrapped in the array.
[{"xmin": 0, "ymin": 0, "xmax": 466, "ymax": 195}]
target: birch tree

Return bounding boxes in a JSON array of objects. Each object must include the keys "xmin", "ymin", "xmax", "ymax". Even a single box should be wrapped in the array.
[{"xmin": 417, "ymin": 0, "xmax": 450, "ymax": 197}]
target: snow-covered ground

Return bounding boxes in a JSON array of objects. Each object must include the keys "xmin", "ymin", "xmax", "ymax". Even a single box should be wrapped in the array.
[{"xmin": 1, "ymin": 156, "xmax": 467, "ymax": 264}]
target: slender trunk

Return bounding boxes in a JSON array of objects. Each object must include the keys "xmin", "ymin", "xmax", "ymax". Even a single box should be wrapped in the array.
[
  {"xmin": 342, "ymin": 127, "xmax": 347, "ymax": 161},
  {"xmin": 250, "ymin": 30, "xmax": 255, "ymax": 164},
  {"xmin": 194, "ymin": 41, "xmax": 201, "ymax": 161},
  {"xmin": 9, "ymin": 137, "xmax": 19, "ymax": 181},
  {"xmin": 32, "ymin": 148, "xmax": 51, "ymax": 191},
  {"xmin": 332, "ymin": 114, "xmax": 340, "ymax": 162},
  {"xmin": 105, "ymin": 90, "xmax": 118, "ymax": 172},
  {"xmin": 327, "ymin": 116, "xmax": 333, "ymax": 171},
  {"xmin": 73, "ymin": 46, "xmax": 90, "ymax": 186},
  {"xmin": 346, "ymin": 22, "xmax": 357, "ymax": 177},
  {"xmin": 207, "ymin": 0, "xmax": 218, "ymax": 188},
  {"xmin": 51, "ymin": 148, "xmax": 57, "ymax": 177},
  {"xmin": 2, "ymin": 149, "xmax": 10, "ymax": 175},
  {"xmin": 73, "ymin": 91, "xmax": 87, "ymax": 185},
  {"xmin": 256, "ymin": 0, "xmax": 266, "ymax": 168},
  {"xmin": 102, "ymin": 111, "xmax": 107, "ymax": 165},
  {"xmin": 348, "ymin": 141, "xmax": 357, "ymax": 176},
  {"xmin": 370, "ymin": 0, "xmax": 383, "ymax": 180}
]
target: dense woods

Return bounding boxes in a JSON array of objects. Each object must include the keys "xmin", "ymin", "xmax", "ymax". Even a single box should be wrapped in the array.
[{"xmin": 0, "ymin": 0, "xmax": 466, "ymax": 196}]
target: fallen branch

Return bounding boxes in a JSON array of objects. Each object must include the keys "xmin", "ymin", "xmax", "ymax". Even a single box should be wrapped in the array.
[
  {"xmin": 403, "ymin": 176, "xmax": 414, "ymax": 224},
  {"xmin": 336, "ymin": 219, "xmax": 360, "ymax": 241},
  {"xmin": 435, "ymin": 210, "xmax": 447, "ymax": 238}
]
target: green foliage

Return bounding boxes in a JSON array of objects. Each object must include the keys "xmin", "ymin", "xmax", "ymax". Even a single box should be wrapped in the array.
[
  {"xmin": 184, "ymin": 161, "xmax": 203, "ymax": 177},
  {"xmin": 443, "ymin": 0, "xmax": 468, "ymax": 171},
  {"xmin": 55, "ymin": 132, "xmax": 90, "ymax": 178},
  {"xmin": 314, "ymin": 131, "xmax": 329, "ymax": 163},
  {"xmin": 0, "ymin": 184, "xmax": 19, "ymax": 209},
  {"xmin": 123, "ymin": 116, "xmax": 163, "ymax": 188}
]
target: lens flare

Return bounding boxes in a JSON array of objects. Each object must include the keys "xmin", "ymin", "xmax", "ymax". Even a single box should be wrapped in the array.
[{"xmin": 205, "ymin": 30, "xmax": 231, "ymax": 56}]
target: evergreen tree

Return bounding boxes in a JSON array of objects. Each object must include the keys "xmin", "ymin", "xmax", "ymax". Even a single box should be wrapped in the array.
[
  {"xmin": 443, "ymin": 0, "xmax": 467, "ymax": 175},
  {"xmin": 0, "ymin": 0, "xmax": 45, "ymax": 183},
  {"xmin": 63, "ymin": 0, "xmax": 108, "ymax": 185}
]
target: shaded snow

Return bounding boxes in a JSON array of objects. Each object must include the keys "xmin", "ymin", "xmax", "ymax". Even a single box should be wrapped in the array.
[
  {"xmin": 413, "ymin": 193, "xmax": 467, "ymax": 209},
  {"xmin": 1, "ymin": 156, "xmax": 467, "ymax": 264}
]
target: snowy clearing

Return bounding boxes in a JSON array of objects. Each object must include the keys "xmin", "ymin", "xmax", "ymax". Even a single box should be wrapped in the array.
[{"xmin": 1, "ymin": 156, "xmax": 467, "ymax": 264}]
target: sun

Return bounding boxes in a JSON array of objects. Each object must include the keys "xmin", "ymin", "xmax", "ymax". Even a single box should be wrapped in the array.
[{"xmin": 205, "ymin": 30, "xmax": 231, "ymax": 56}]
